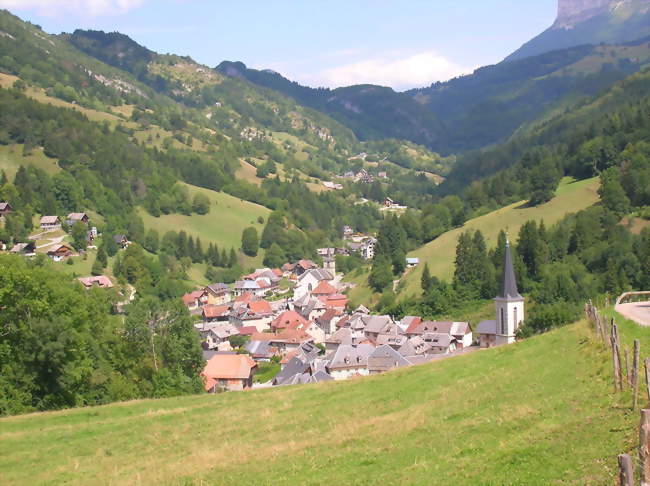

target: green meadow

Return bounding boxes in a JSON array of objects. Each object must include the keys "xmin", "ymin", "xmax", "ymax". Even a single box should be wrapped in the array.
[{"xmin": 0, "ymin": 318, "xmax": 642, "ymax": 485}]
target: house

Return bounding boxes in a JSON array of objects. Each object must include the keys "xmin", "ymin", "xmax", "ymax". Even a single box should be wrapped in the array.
[
  {"xmin": 367, "ymin": 345, "xmax": 412, "ymax": 374},
  {"xmin": 375, "ymin": 333, "xmax": 408, "ymax": 349},
  {"xmin": 66, "ymin": 212, "xmax": 89, "ymax": 226},
  {"xmin": 324, "ymin": 327, "xmax": 354, "ymax": 354},
  {"xmin": 10, "ymin": 242, "xmax": 36, "ymax": 256},
  {"xmin": 77, "ymin": 275, "xmax": 113, "ymax": 289},
  {"xmin": 204, "ymin": 324, "xmax": 239, "ymax": 350},
  {"xmin": 362, "ymin": 315, "xmax": 395, "ymax": 341},
  {"xmin": 47, "ymin": 243, "xmax": 74, "ymax": 261},
  {"xmin": 202, "ymin": 304, "xmax": 230, "ymax": 323},
  {"xmin": 399, "ymin": 336, "xmax": 430, "ymax": 358},
  {"xmin": 422, "ymin": 333, "xmax": 456, "ymax": 354},
  {"xmin": 294, "ymin": 268, "xmax": 334, "ymax": 300},
  {"xmin": 204, "ymin": 283, "xmax": 231, "ymax": 306},
  {"xmin": 384, "ymin": 197, "xmax": 394, "ymax": 207},
  {"xmin": 114, "ymin": 234, "xmax": 129, "ymax": 249},
  {"xmin": 401, "ymin": 316, "xmax": 422, "ymax": 334},
  {"xmin": 293, "ymin": 259, "xmax": 318, "ymax": 277},
  {"xmin": 229, "ymin": 300, "xmax": 274, "ymax": 332},
  {"xmin": 406, "ymin": 257, "xmax": 420, "ymax": 268},
  {"xmin": 40, "ymin": 215, "xmax": 61, "ymax": 230},
  {"xmin": 250, "ymin": 329, "xmax": 315, "ymax": 355},
  {"xmin": 182, "ymin": 289, "xmax": 208, "ymax": 311},
  {"xmin": 477, "ymin": 239, "xmax": 525, "ymax": 348},
  {"xmin": 245, "ymin": 340, "xmax": 277, "ymax": 361},
  {"xmin": 316, "ymin": 308, "xmax": 343, "ymax": 335},
  {"xmin": 312, "ymin": 280, "xmax": 337, "ymax": 297},
  {"xmin": 202, "ymin": 354, "xmax": 257, "ymax": 392},
  {"xmin": 270, "ymin": 310, "xmax": 308, "ymax": 332},
  {"xmin": 0, "ymin": 202, "xmax": 12, "ymax": 218},
  {"xmin": 326, "ymin": 343, "xmax": 375, "ymax": 380},
  {"xmin": 273, "ymin": 342, "xmax": 322, "ymax": 386},
  {"xmin": 233, "ymin": 280, "xmax": 267, "ymax": 298},
  {"xmin": 361, "ymin": 238, "xmax": 376, "ymax": 260}
]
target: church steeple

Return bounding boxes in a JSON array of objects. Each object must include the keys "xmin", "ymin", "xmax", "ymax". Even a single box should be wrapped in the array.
[{"xmin": 498, "ymin": 238, "xmax": 522, "ymax": 300}]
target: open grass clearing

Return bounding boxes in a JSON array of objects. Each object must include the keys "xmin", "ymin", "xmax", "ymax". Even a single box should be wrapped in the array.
[{"xmin": 0, "ymin": 319, "xmax": 636, "ymax": 485}]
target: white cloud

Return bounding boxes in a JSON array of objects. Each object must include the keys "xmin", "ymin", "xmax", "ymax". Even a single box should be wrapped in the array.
[
  {"xmin": 303, "ymin": 51, "xmax": 473, "ymax": 91},
  {"xmin": 0, "ymin": 0, "xmax": 147, "ymax": 16}
]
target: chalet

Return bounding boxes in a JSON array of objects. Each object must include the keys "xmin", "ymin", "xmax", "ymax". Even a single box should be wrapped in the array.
[
  {"xmin": 204, "ymin": 324, "xmax": 239, "ymax": 350},
  {"xmin": 233, "ymin": 280, "xmax": 267, "ymax": 298},
  {"xmin": 362, "ymin": 315, "xmax": 395, "ymax": 341},
  {"xmin": 367, "ymin": 345, "xmax": 411, "ymax": 374},
  {"xmin": 422, "ymin": 333, "xmax": 457, "ymax": 355},
  {"xmin": 202, "ymin": 304, "xmax": 230, "ymax": 323},
  {"xmin": 292, "ymin": 259, "xmax": 318, "ymax": 277},
  {"xmin": 114, "ymin": 234, "xmax": 129, "ymax": 249},
  {"xmin": 229, "ymin": 300, "xmax": 273, "ymax": 332},
  {"xmin": 202, "ymin": 354, "xmax": 257, "ymax": 392},
  {"xmin": 326, "ymin": 343, "xmax": 375, "ymax": 380},
  {"xmin": 406, "ymin": 257, "xmax": 420, "ymax": 268},
  {"xmin": 10, "ymin": 242, "xmax": 36, "ymax": 256},
  {"xmin": 182, "ymin": 289, "xmax": 208, "ymax": 311},
  {"xmin": 0, "ymin": 202, "xmax": 12, "ymax": 218},
  {"xmin": 66, "ymin": 213, "xmax": 89, "ymax": 226},
  {"xmin": 47, "ymin": 243, "xmax": 73, "ymax": 261},
  {"xmin": 40, "ymin": 215, "xmax": 61, "ymax": 230},
  {"xmin": 294, "ymin": 268, "xmax": 334, "ymax": 300},
  {"xmin": 77, "ymin": 275, "xmax": 113, "ymax": 289},
  {"xmin": 204, "ymin": 283, "xmax": 231, "ymax": 305}
]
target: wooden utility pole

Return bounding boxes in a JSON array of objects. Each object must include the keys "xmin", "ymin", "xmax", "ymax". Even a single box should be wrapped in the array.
[
  {"xmin": 633, "ymin": 340, "xmax": 640, "ymax": 409},
  {"xmin": 640, "ymin": 410, "xmax": 650, "ymax": 486},
  {"xmin": 618, "ymin": 454, "xmax": 634, "ymax": 486},
  {"xmin": 646, "ymin": 359, "xmax": 650, "ymax": 406}
]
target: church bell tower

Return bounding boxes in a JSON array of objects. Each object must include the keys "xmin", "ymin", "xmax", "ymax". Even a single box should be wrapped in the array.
[{"xmin": 495, "ymin": 239, "xmax": 525, "ymax": 345}]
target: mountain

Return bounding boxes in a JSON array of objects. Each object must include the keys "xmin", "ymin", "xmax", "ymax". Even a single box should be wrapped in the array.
[
  {"xmin": 218, "ymin": 38, "xmax": 650, "ymax": 154},
  {"xmin": 506, "ymin": 0, "xmax": 650, "ymax": 62},
  {"xmin": 216, "ymin": 61, "xmax": 448, "ymax": 149}
]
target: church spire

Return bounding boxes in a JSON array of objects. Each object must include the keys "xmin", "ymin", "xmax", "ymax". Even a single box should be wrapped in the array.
[{"xmin": 498, "ymin": 238, "xmax": 522, "ymax": 300}]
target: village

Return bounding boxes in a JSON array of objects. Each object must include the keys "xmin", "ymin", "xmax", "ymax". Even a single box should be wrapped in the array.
[
  {"xmin": 1, "ymin": 200, "xmax": 524, "ymax": 394},
  {"xmin": 187, "ymin": 239, "xmax": 524, "ymax": 393}
]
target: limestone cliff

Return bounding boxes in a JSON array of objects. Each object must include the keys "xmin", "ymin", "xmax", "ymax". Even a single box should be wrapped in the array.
[{"xmin": 554, "ymin": 0, "xmax": 650, "ymax": 29}]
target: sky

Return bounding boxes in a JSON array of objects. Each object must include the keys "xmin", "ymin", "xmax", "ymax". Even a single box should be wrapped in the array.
[{"xmin": 0, "ymin": 0, "xmax": 558, "ymax": 91}]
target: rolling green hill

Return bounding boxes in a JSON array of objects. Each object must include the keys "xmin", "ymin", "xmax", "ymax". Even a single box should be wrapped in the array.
[
  {"xmin": 0, "ymin": 319, "xmax": 637, "ymax": 485},
  {"xmin": 138, "ymin": 182, "xmax": 270, "ymax": 266},
  {"xmin": 347, "ymin": 176, "xmax": 601, "ymax": 306}
]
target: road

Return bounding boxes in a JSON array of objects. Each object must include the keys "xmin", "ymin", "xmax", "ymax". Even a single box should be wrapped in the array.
[{"xmin": 615, "ymin": 301, "xmax": 650, "ymax": 327}]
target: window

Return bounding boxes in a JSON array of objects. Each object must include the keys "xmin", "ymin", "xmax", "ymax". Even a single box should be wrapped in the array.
[
  {"xmin": 500, "ymin": 308, "xmax": 505, "ymax": 334},
  {"xmin": 514, "ymin": 307, "xmax": 518, "ymax": 330}
]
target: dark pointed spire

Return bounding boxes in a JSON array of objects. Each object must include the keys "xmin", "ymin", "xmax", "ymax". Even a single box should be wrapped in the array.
[{"xmin": 498, "ymin": 237, "xmax": 522, "ymax": 300}]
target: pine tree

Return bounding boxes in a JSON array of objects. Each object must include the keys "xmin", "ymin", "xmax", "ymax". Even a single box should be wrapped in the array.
[
  {"xmin": 229, "ymin": 248, "xmax": 237, "ymax": 268},
  {"xmin": 96, "ymin": 246, "xmax": 108, "ymax": 268},
  {"xmin": 421, "ymin": 262, "xmax": 432, "ymax": 293},
  {"xmin": 221, "ymin": 248, "xmax": 228, "ymax": 267},
  {"xmin": 194, "ymin": 238, "xmax": 204, "ymax": 263},
  {"xmin": 0, "ymin": 170, "xmax": 7, "ymax": 185}
]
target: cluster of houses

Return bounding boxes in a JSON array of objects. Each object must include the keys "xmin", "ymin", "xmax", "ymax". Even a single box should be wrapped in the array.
[{"xmin": 198, "ymin": 239, "xmax": 526, "ymax": 393}]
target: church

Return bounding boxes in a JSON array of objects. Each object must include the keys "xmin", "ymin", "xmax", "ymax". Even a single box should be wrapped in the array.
[{"xmin": 477, "ymin": 239, "xmax": 525, "ymax": 348}]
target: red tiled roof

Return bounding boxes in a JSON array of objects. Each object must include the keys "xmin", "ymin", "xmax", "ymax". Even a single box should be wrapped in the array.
[
  {"xmin": 202, "ymin": 354, "xmax": 257, "ymax": 389},
  {"xmin": 235, "ymin": 292, "xmax": 257, "ymax": 303},
  {"xmin": 248, "ymin": 300, "xmax": 272, "ymax": 315},
  {"xmin": 405, "ymin": 317, "xmax": 424, "ymax": 334},
  {"xmin": 182, "ymin": 290, "xmax": 205, "ymax": 306},
  {"xmin": 312, "ymin": 280, "xmax": 337, "ymax": 295},
  {"xmin": 238, "ymin": 326, "xmax": 258, "ymax": 336},
  {"xmin": 271, "ymin": 310, "xmax": 307, "ymax": 330},
  {"xmin": 202, "ymin": 305, "xmax": 230, "ymax": 319},
  {"xmin": 272, "ymin": 268, "xmax": 283, "ymax": 277}
]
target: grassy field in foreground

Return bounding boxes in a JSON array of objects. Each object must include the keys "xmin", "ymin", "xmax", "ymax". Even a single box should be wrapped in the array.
[
  {"xmin": 0, "ymin": 320, "xmax": 639, "ymax": 485},
  {"xmin": 399, "ymin": 176, "xmax": 600, "ymax": 298},
  {"xmin": 138, "ymin": 182, "xmax": 269, "ymax": 269}
]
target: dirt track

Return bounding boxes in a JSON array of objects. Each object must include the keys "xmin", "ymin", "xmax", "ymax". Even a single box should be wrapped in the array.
[{"xmin": 615, "ymin": 301, "xmax": 650, "ymax": 327}]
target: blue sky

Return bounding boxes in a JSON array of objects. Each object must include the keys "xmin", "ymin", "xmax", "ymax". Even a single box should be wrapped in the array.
[{"xmin": 0, "ymin": 0, "xmax": 557, "ymax": 90}]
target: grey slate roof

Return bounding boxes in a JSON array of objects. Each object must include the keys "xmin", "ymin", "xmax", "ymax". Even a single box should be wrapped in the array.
[
  {"xmin": 367, "ymin": 345, "xmax": 412, "ymax": 373},
  {"xmin": 499, "ymin": 240, "xmax": 523, "ymax": 300},
  {"xmin": 477, "ymin": 320, "xmax": 497, "ymax": 335},
  {"xmin": 327, "ymin": 344, "xmax": 375, "ymax": 370}
]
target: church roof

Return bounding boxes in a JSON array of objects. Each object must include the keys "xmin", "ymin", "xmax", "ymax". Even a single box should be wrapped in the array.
[{"xmin": 498, "ymin": 240, "xmax": 523, "ymax": 300}]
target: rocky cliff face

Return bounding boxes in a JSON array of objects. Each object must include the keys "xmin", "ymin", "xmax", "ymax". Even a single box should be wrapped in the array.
[{"xmin": 554, "ymin": 0, "xmax": 650, "ymax": 29}]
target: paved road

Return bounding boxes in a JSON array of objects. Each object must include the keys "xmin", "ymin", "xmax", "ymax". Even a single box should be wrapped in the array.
[{"xmin": 615, "ymin": 301, "xmax": 650, "ymax": 326}]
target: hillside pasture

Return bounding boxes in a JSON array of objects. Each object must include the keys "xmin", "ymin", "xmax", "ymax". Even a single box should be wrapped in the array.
[{"xmin": 0, "ymin": 320, "xmax": 635, "ymax": 485}]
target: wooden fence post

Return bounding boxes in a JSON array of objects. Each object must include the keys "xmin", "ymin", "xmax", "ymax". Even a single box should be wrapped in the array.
[
  {"xmin": 633, "ymin": 341, "xmax": 640, "ymax": 409},
  {"xmin": 645, "ymin": 359, "xmax": 650, "ymax": 406},
  {"xmin": 612, "ymin": 322, "xmax": 622, "ymax": 392},
  {"xmin": 618, "ymin": 454, "xmax": 634, "ymax": 486},
  {"xmin": 624, "ymin": 348, "xmax": 632, "ymax": 387},
  {"xmin": 640, "ymin": 410, "xmax": 650, "ymax": 486}
]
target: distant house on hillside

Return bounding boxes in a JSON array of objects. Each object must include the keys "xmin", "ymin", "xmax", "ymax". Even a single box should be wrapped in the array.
[
  {"xmin": 0, "ymin": 202, "xmax": 12, "ymax": 218},
  {"xmin": 204, "ymin": 282, "xmax": 231, "ymax": 305},
  {"xmin": 406, "ymin": 257, "xmax": 420, "ymax": 268},
  {"xmin": 47, "ymin": 243, "xmax": 74, "ymax": 261},
  {"xmin": 40, "ymin": 215, "xmax": 61, "ymax": 231},
  {"xmin": 202, "ymin": 354, "xmax": 257, "ymax": 392},
  {"xmin": 114, "ymin": 234, "xmax": 130, "ymax": 249},
  {"xmin": 10, "ymin": 242, "xmax": 36, "ymax": 256},
  {"xmin": 77, "ymin": 275, "xmax": 113, "ymax": 289},
  {"xmin": 66, "ymin": 213, "xmax": 89, "ymax": 226}
]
